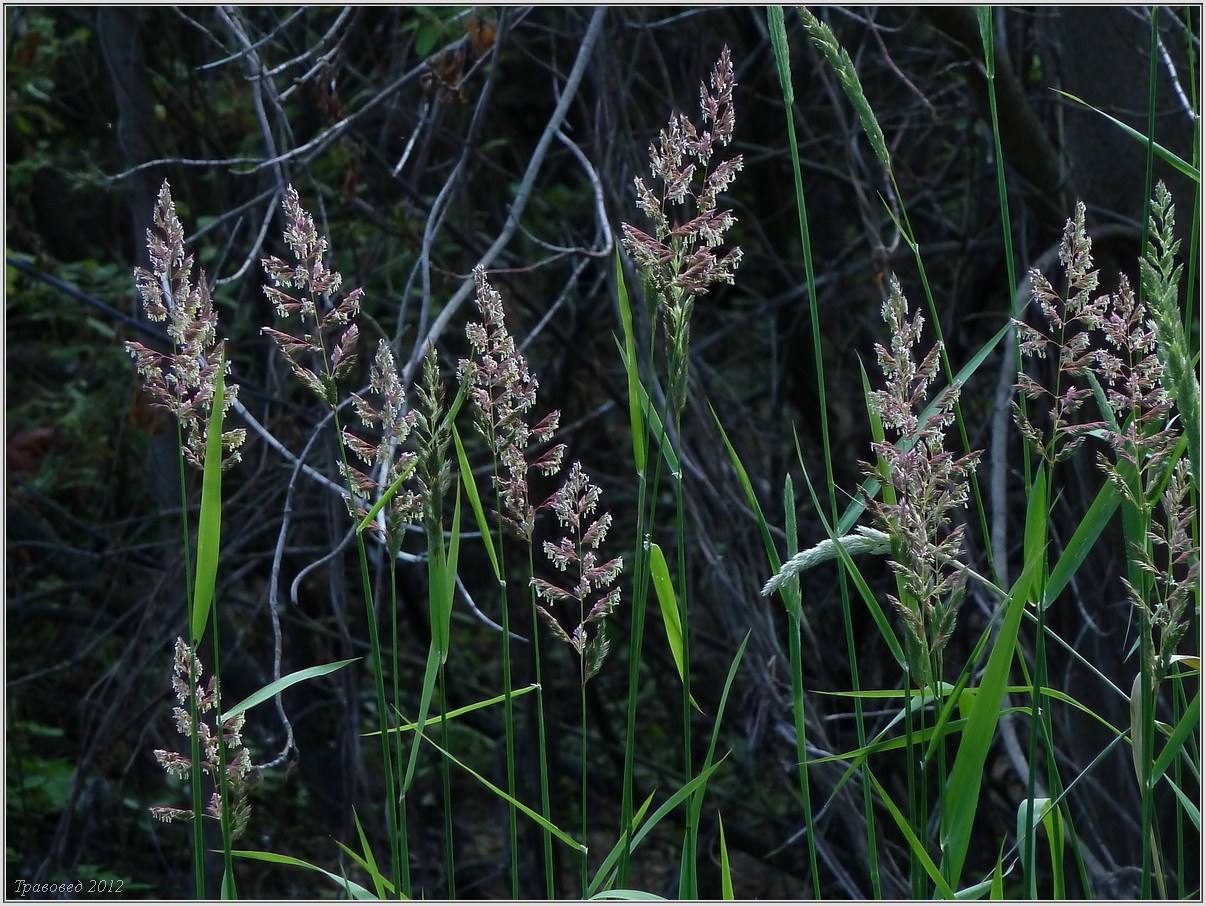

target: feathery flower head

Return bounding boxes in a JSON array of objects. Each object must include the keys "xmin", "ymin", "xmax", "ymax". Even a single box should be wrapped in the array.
[
  {"xmin": 622, "ymin": 48, "xmax": 745, "ymax": 416},
  {"xmin": 862, "ymin": 278, "xmax": 980, "ymax": 685},
  {"xmin": 532, "ymin": 462, "xmax": 623, "ymax": 683},
  {"xmin": 260, "ymin": 186, "xmax": 362, "ymax": 407},
  {"xmin": 343, "ymin": 339, "xmax": 422, "ymax": 542},
  {"xmin": 150, "ymin": 638, "xmax": 254, "ymax": 840},
  {"xmin": 126, "ymin": 180, "xmax": 245, "ymax": 469},
  {"xmin": 459, "ymin": 266, "xmax": 565, "ymax": 540}
]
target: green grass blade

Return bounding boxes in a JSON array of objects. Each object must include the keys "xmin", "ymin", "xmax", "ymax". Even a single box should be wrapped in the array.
[
  {"xmin": 342, "ymin": 806, "xmax": 391, "ymax": 900},
  {"xmin": 590, "ymin": 891, "xmax": 666, "ymax": 901},
  {"xmin": 402, "ymin": 645, "xmax": 441, "ymax": 793},
  {"xmin": 230, "ymin": 850, "xmax": 378, "ymax": 899},
  {"xmin": 867, "ymin": 772, "xmax": 955, "ymax": 899},
  {"xmin": 418, "ymin": 728, "xmax": 585, "ymax": 854},
  {"xmin": 428, "ymin": 486, "xmax": 461, "ymax": 665},
  {"xmin": 989, "ymin": 843, "xmax": 1006, "ymax": 899},
  {"xmin": 615, "ymin": 339, "xmax": 680, "ymax": 477},
  {"xmin": 687, "ymin": 633, "xmax": 749, "ymax": 831},
  {"xmin": 1151, "ymin": 690, "xmax": 1201, "ymax": 782},
  {"xmin": 356, "ymin": 457, "xmax": 420, "ymax": 535},
  {"xmin": 589, "ymin": 760, "xmax": 726, "ymax": 897},
  {"xmin": 648, "ymin": 543, "xmax": 697, "ymax": 708},
  {"xmin": 190, "ymin": 346, "xmax": 226, "ymax": 645},
  {"xmin": 717, "ymin": 812, "xmax": 734, "ymax": 899},
  {"xmin": 941, "ymin": 471, "xmax": 1048, "ymax": 887},
  {"xmin": 219, "ymin": 658, "xmax": 359, "ymax": 722},
  {"xmin": 1052, "ymin": 89, "xmax": 1200, "ymax": 183},
  {"xmin": 615, "ymin": 250, "xmax": 647, "ymax": 474},
  {"xmin": 1044, "ymin": 479, "xmax": 1120, "ymax": 605},
  {"xmin": 452, "ymin": 423, "xmax": 501, "ymax": 581},
  {"xmin": 1015, "ymin": 798, "xmax": 1065, "ymax": 898},
  {"xmin": 367, "ymin": 684, "xmax": 539, "ymax": 737}
]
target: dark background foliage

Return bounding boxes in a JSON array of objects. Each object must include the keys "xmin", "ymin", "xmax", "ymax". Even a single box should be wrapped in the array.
[{"xmin": 6, "ymin": 6, "xmax": 1199, "ymax": 898}]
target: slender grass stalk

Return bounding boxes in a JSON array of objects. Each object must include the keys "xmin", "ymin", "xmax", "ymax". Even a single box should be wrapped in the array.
[
  {"xmin": 176, "ymin": 422, "xmax": 205, "ymax": 900},
  {"xmin": 387, "ymin": 550, "xmax": 412, "ymax": 899},
  {"xmin": 530, "ymin": 597, "xmax": 555, "ymax": 897}
]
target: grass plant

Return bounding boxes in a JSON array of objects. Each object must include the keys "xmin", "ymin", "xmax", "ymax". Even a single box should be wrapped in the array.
[{"xmin": 127, "ymin": 13, "xmax": 1199, "ymax": 900}]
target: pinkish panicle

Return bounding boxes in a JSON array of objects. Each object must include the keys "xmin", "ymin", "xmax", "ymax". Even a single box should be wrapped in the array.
[
  {"xmin": 1017, "ymin": 199, "xmax": 1197, "ymax": 682},
  {"xmin": 862, "ymin": 278, "xmax": 980, "ymax": 686},
  {"xmin": 260, "ymin": 186, "xmax": 362, "ymax": 407},
  {"xmin": 150, "ymin": 638, "xmax": 254, "ymax": 839},
  {"xmin": 343, "ymin": 340, "xmax": 422, "ymax": 542},
  {"xmin": 126, "ymin": 180, "xmax": 246, "ymax": 470},
  {"xmin": 532, "ymin": 462, "xmax": 623, "ymax": 682},
  {"xmin": 621, "ymin": 47, "xmax": 745, "ymax": 416},
  {"xmin": 459, "ymin": 266, "xmax": 565, "ymax": 541}
]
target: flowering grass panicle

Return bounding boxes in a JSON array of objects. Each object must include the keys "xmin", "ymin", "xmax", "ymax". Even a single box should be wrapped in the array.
[
  {"xmin": 344, "ymin": 340, "xmax": 422, "ymax": 543},
  {"xmin": 150, "ymin": 638, "xmax": 252, "ymax": 840},
  {"xmin": 862, "ymin": 277, "xmax": 980, "ymax": 685},
  {"xmin": 621, "ymin": 46, "xmax": 744, "ymax": 416},
  {"xmin": 126, "ymin": 180, "xmax": 245, "ymax": 469},
  {"xmin": 410, "ymin": 343, "xmax": 453, "ymax": 526},
  {"xmin": 1130, "ymin": 457, "xmax": 1198, "ymax": 683},
  {"xmin": 1017, "ymin": 196, "xmax": 1198, "ymax": 684},
  {"xmin": 1140, "ymin": 182, "xmax": 1201, "ymax": 479},
  {"xmin": 458, "ymin": 266, "xmax": 565, "ymax": 540},
  {"xmin": 261, "ymin": 186, "xmax": 363, "ymax": 408},
  {"xmin": 532, "ymin": 462, "xmax": 623, "ymax": 682},
  {"xmin": 1014, "ymin": 200, "xmax": 1183, "ymax": 500}
]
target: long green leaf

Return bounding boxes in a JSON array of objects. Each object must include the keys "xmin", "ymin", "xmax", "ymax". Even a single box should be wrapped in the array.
[
  {"xmin": 648, "ymin": 543, "xmax": 691, "ymax": 698},
  {"xmin": 220, "ymin": 658, "xmax": 359, "ymax": 722},
  {"xmin": 615, "ymin": 251, "xmax": 647, "ymax": 474},
  {"xmin": 687, "ymin": 634, "xmax": 749, "ymax": 833},
  {"xmin": 365, "ymin": 684, "xmax": 539, "ymax": 737},
  {"xmin": 1044, "ymin": 479, "xmax": 1120, "ymax": 605},
  {"xmin": 341, "ymin": 806, "xmax": 392, "ymax": 900},
  {"xmin": 402, "ymin": 644, "xmax": 441, "ymax": 793},
  {"xmin": 590, "ymin": 891, "xmax": 666, "ymax": 901},
  {"xmin": 589, "ymin": 760, "xmax": 726, "ymax": 897},
  {"xmin": 717, "ymin": 812, "xmax": 734, "ymax": 900},
  {"xmin": 868, "ymin": 772, "xmax": 955, "ymax": 899},
  {"xmin": 1151, "ymin": 690, "xmax": 1201, "ymax": 781},
  {"xmin": 191, "ymin": 346, "xmax": 226, "ymax": 644},
  {"xmin": 1052, "ymin": 89, "xmax": 1200, "ymax": 183},
  {"xmin": 231, "ymin": 850, "xmax": 377, "ymax": 899},
  {"xmin": 451, "ymin": 424, "xmax": 501, "ymax": 580},
  {"xmin": 615, "ymin": 339, "xmax": 680, "ymax": 476},
  {"xmin": 418, "ymin": 729, "xmax": 585, "ymax": 853},
  {"xmin": 941, "ymin": 470, "xmax": 1048, "ymax": 887},
  {"xmin": 356, "ymin": 457, "xmax": 420, "ymax": 534}
]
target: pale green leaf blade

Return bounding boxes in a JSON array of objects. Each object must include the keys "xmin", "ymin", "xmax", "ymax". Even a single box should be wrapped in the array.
[{"xmin": 220, "ymin": 658, "xmax": 359, "ymax": 723}]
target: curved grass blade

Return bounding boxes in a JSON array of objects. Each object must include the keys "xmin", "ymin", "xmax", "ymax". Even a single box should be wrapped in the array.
[
  {"xmin": 219, "ymin": 658, "xmax": 359, "ymax": 723},
  {"xmin": 1015, "ymin": 797, "xmax": 1065, "ymax": 898},
  {"xmin": 418, "ymin": 728, "xmax": 585, "ymax": 854},
  {"xmin": 365, "ymin": 684, "xmax": 540, "ymax": 737},
  {"xmin": 648, "ymin": 543, "xmax": 698, "ymax": 710},
  {"xmin": 1052, "ymin": 89, "xmax": 1200, "ymax": 183},
  {"xmin": 231, "ymin": 850, "xmax": 378, "ymax": 899},
  {"xmin": 356, "ymin": 457, "xmax": 420, "ymax": 535},
  {"xmin": 940, "ymin": 470, "xmax": 1048, "ymax": 887},
  {"xmin": 615, "ymin": 250, "xmax": 647, "ymax": 474},
  {"xmin": 190, "ymin": 346, "xmax": 227, "ymax": 645},
  {"xmin": 615, "ymin": 338, "xmax": 680, "ymax": 477},
  {"xmin": 452, "ymin": 423, "xmax": 501, "ymax": 581},
  {"xmin": 590, "ymin": 891, "xmax": 666, "ymax": 901},
  {"xmin": 718, "ymin": 812, "xmax": 734, "ymax": 900},
  {"xmin": 589, "ymin": 760, "xmax": 725, "ymax": 898},
  {"xmin": 1151, "ymin": 689, "xmax": 1201, "ymax": 782},
  {"xmin": 337, "ymin": 806, "xmax": 392, "ymax": 900},
  {"xmin": 867, "ymin": 772, "xmax": 955, "ymax": 899}
]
